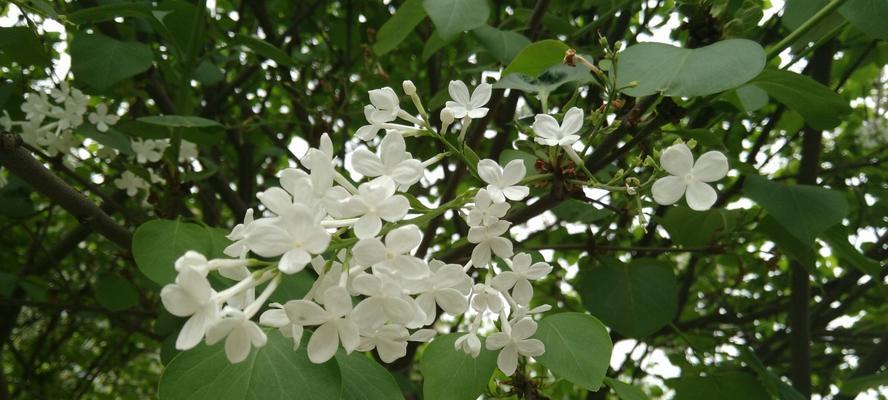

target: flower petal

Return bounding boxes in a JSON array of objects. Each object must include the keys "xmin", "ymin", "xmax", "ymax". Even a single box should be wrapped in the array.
[
  {"xmin": 660, "ymin": 143, "xmax": 694, "ymax": 176},
  {"xmin": 351, "ymin": 148, "xmax": 385, "ymax": 177},
  {"xmin": 686, "ymin": 180, "xmax": 717, "ymax": 211},
  {"xmin": 307, "ymin": 322, "xmax": 339, "ymax": 363},
  {"xmin": 385, "ymin": 224, "xmax": 422, "ymax": 254},
  {"xmin": 353, "ymin": 238, "xmax": 387, "ymax": 266},
  {"xmin": 692, "ymin": 151, "xmax": 729, "ymax": 182},
  {"xmin": 448, "ymin": 80, "xmax": 471, "ymax": 105},
  {"xmin": 496, "ymin": 345, "xmax": 519, "ymax": 375},
  {"xmin": 561, "ymin": 107, "xmax": 584, "ymax": 135},
  {"xmin": 469, "ymin": 83, "xmax": 492, "ymax": 108},
  {"xmin": 501, "ymin": 159, "xmax": 526, "ymax": 186},
  {"xmin": 225, "ymin": 325, "xmax": 251, "ymax": 363},
  {"xmin": 477, "ymin": 159, "xmax": 502, "ymax": 186},
  {"xmin": 651, "ymin": 176, "xmax": 686, "ymax": 206}
]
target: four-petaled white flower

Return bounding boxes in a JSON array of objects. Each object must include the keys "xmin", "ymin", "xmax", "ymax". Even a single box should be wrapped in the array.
[
  {"xmin": 467, "ymin": 188, "xmax": 510, "ymax": 227},
  {"xmin": 478, "ymin": 159, "xmax": 529, "ymax": 203},
  {"xmin": 491, "ymin": 253, "xmax": 553, "ymax": 306},
  {"xmin": 445, "ymin": 80, "xmax": 492, "ymax": 119},
  {"xmin": 532, "ymin": 107, "xmax": 583, "ymax": 147},
  {"xmin": 356, "ymin": 324, "xmax": 410, "ymax": 363},
  {"xmin": 160, "ymin": 267, "xmax": 219, "ymax": 350},
  {"xmin": 485, "ymin": 318, "xmax": 545, "ymax": 376},
  {"xmin": 131, "ymin": 138, "xmax": 170, "ymax": 164},
  {"xmin": 351, "ymin": 132, "xmax": 423, "ymax": 190},
  {"xmin": 454, "ymin": 332, "xmax": 482, "ymax": 358},
  {"xmin": 114, "ymin": 170, "xmax": 148, "ymax": 196},
  {"xmin": 471, "ymin": 283, "xmax": 504, "ymax": 313},
  {"xmin": 415, "ymin": 262, "xmax": 471, "ymax": 325},
  {"xmin": 352, "ymin": 224, "xmax": 429, "ymax": 279},
  {"xmin": 246, "ymin": 206, "xmax": 330, "ymax": 274},
  {"xmin": 259, "ymin": 303, "xmax": 303, "ymax": 350},
  {"xmin": 87, "ymin": 103, "xmax": 119, "ymax": 132},
  {"xmin": 355, "ymin": 87, "xmax": 403, "ymax": 141},
  {"xmin": 284, "ymin": 286, "xmax": 360, "ymax": 363},
  {"xmin": 206, "ymin": 307, "xmax": 267, "ymax": 363},
  {"xmin": 346, "ymin": 182, "xmax": 409, "ymax": 239},
  {"xmin": 651, "ymin": 143, "xmax": 728, "ymax": 211},
  {"xmin": 351, "ymin": 273, "xmax": 417, "ymax": 326},
  {"xmin": 468, "ymin": 220, "xmax": 513, "ymax": 267}
]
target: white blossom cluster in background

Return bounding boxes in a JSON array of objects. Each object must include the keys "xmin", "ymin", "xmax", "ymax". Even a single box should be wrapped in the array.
[
  {"xmin": 857, "ymin": 118, "xmax": 888, "ymax": 150},
  {"xmin": 0, "ymin": 84, "xmax": 199, "ymax": 194},
  {"xmin": 159, "ymin": 77, "xmax": 729, "ymax": 375}
]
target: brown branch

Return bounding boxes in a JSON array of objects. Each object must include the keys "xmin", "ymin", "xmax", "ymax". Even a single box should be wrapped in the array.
[{"xmin": 0, "ymin": 134, "xmax": 132, "ymax": 249}]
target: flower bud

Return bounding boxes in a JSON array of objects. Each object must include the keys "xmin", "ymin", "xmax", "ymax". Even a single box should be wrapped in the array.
[
  {"xmin": 402, "ymin": 80, "xmax": 417, "ymax": 96},
  {"xmin": 440, "ymin": 108, "xmax": 455, "ymax": 124}
]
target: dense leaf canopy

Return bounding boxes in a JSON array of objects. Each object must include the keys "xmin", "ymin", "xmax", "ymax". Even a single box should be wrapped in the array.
[{"xmin": 0, "ymin": 0, "xmax": 886, "ymax": 399}]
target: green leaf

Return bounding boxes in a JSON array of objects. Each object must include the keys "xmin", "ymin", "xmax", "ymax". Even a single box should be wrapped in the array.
[
  {"xmin": 94, "ymin": 275, "xmax": 140, "ymax": 311},
  {"xmin": 757, "ymin": 216, "xmax": 816, "ymax": 271},
  {"xmin": 658, "ymin": 206, "xmax": 738, "ymax": 247},
  {"xmin": 617, "ymin": 39, "xmax": 766, "ymax": 97},
  {"xmin": 471, "ymin": 25, "xmax": 531, "ymax": 64},
  {"xmin": 750, "ymin": 68, "xmax": 851, "ymax": 130},
  {"xmin": 422, "ymin": 0, "xmax": 490, "ymax": 40},
  {"xmin": 503, "ymin": 40, "xmax": 570, "ymax": 77},
  {"xmin": 0, "ymin": 27, "xmax": 51, "ymax": 68},
  {"xmin": 840, "ymin": 0, "xmax": 888, "ymax": 40},
  {"xmin": 421, "ymin": 333, "xmax": 497, "ymax": 400},
  {"xmin": 421, "ymin": 31, "xmax": 454, "ymax": 62},
  {"xmin": 155, "ymin": 1, "xmax": 206, "ymax": 64},
  {"xmin": 132, "ymin": 219, "xmax": 219, "ymax": 286},
  {"xmin": 842, "ymin": 370, "xmax": 888, "ymax": 395},
  {"xmin": 670, "ymin": 372, "xmax": 770, "ymax": 400},
  {"xmin": 552, "ymin": 199, "xmax": 611, "ymax": 224},
  {"xmin": 535, "ymin": 312, "xmax": 613, "ymax": 391},
  {"xmin": 821, "ymin": 224, "xmax": 882, "ymax": 277},
  {"xmin": 743, "ymin": 175, "xmax": 849, "ymax": 244},
  {"xmin": 336, "ymin": 353, "xmax": 403, "ymax": 400},
  {"xmin": 373, "ymin": 0, "xmax": 426, "ymax": 56},
  {"xmin": 495, "ymin": 63, "xmax": 596, "ymax": 95},
  {"xmin": 577, "ymin": 258, "xmax": 678, "ymax": 338},
  {"xmin": 70, "ymin": 33, "xmax": 154, "ymax": 90},
  {"xmin": 138, "ymin": 115, "xmax": 222, "ymax": 128},
  {"xmin": 604, "ymin": 377, "xmax": 650, "ymax": 400},
  {"xmin": 158, "ymin": 331, "xmax": 342, "ymax": 400},
  {"xmin": 65, "ymin": 2, "xmax": 155, "ymax": 25},
  {"xmin": 77, "ymin": 124, "xmax": 134, "ymax": 155},
  {"xmin": 783, "ymin": 0, "xmax": 846, "ymax": 47},
  {"xmin": 735, "ymin": 84, "xmax": 769, "ymax": 112},
  {"xmin": 232, "ymin": 34, "xmax": 297, "ymax": 67}
]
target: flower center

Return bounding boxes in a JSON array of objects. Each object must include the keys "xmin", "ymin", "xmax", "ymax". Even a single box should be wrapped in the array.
[
  {"xmin": 683, "ymin": 173, "xmax": 695, "ymax": 184},
  {"xmin": 385, "ymin": 251, "xmax": 396, "ymax": 260},
  {"xmin": 293, "ymin": 240, "xmax": 303, "ymax": 249}
]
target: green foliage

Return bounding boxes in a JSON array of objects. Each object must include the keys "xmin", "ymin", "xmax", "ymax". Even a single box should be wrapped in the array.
[
  {"xmin": 534, "ymin": 312, "xmax": 613, "ymax": 391},
  {"xmin": 617, "ymin": 39, "xmax": 766, "ymax": 97},
  {"xmin": 578, "ymin": 259, "xmax": 678, "ymax": 338},
  {"xmin": 750, "ymin": 69, "xmax": 852, "ymax": 130},
  {"xmin": 503, "ymin": 39, "xmax": 570, "ymax": 77},
  {"xmin": 0, "ymin": 27, "xmax": 51, "ymax": 67},
  {"xmin": 94, "ymin": 275, "xmax": 140, "ymax": 311},
  {"xmin": 604, "ymin": 377, "xmax": 650, "ymax": 400},
  {"xmin": 335, "ymin": 353, "xmax": 403, "ymax": 400},
  {"xmin": 669, "ymin": 372, "xmax": 770, "ymax": 400},
  {"xmin": 743, "ymin": 175, "xmax": 848, "ymax": 243},
  {"xmin": 658, "ymin": 207, "xmax": 738, "ymax": 247},
  {"xmin": 159, "ymin": 332, "xmax": 342, "ymax": 400},
  {"xmin": 132, "ymin": 219, "xmax": 230, "ymax": 286},
  {"xmin": 422, "ymin": 0, "xmax": 490, "ymax": 40},
  {"xmin": 420, "ymin": 333, "xmax": 497, "ymax": 400},
  {"xmin": 471, "ymin": 25, "xmax": 531, "ymax": 64},
  {"xmin": 70, "ymin": 33, "xmax": 154, "ymax": 90},
  {"xmin": 373, "ymin": 0, "xmax": 426, "ymax": 56}
]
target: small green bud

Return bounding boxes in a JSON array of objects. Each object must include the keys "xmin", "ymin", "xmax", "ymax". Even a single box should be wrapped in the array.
[{"xmin": 687, "ymin": 139, "xmax": 697, "ymax": 149}]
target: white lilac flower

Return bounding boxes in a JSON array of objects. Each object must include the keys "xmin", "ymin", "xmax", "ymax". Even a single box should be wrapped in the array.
[
  {"xmin": 470, "ymin": 283, "xmax": 504, "ymax": 313},
  {"xmin": 160, "ymin": 267, "xmax": 219, "ymax": 350},
  {"xmin": 532, "ymin": 107, "xmax": 583, "ymax": 147},
  {"xmin": 467, "ymin": 220, "xmax": 513, "ymax": 267},
  {"xmin": 259, "ymin": 303, "xmax": 304, "ymax": 350},
  {"xmin": 88, "ymin": 103, "xmax": 119, "ymax": 132},
  {"xmin": 491, "ymin": 253, "xmax": 552, "ymax": 306},
  {"xmin": 114, "ymin": 171, "xmax": 148, "ymax": 196},
  {"xmin": 454, "ymin": 331, "xmax": 482, "ymax": 358},
  {"xmin": 651, "ymin": 143, "xmax": 728, "ymax": 211},
  {"xmin": 477, "ymin": 159, "xmax": 528, "ymax": 203},
  {"xmin": 485, "ymin": 318, "xmax": 545, "ymax": 375},
  {"xmin": 355, "ymin": 87, "xmax": 404, "ymax": 141},
  {"xmin": 351, "ymin": 132, "xmax": 424, "ymax": 190},
  {"xmin": 224, "ymin": 208, "xmax": 256, "ymax": 258},
  {"xmin": 351, "ymin": 273, "xmax": 417, "ymax": 326},
  {"xmin": 245, "ymin": 206, "xmax": 330, "ymax": 274},
  {"xmin": 467, "ymin": 188, "xmax": 510, "ymax": 227},
  {"xmin": 131, "ymin": 138, "xmax": 170, "ymax": 164},
  {"xmin": 284, "ymin": 286, "xmax": 360, "ymax": 364},
  {"xmin": 45, "ymin": 131, "xmax": 79, "ymax": 156},
  {"xmin": 415, "ymin": 262, "xmax": 471, "ymax": 325},
  {"xmin": 179, "ymin": 140, "xmax": 199, "ymax": 162},
  {"xmin": 206, "ymin": 307, "xmax": 267, "ymax": 363},
  {"xmin": 445, "ymin": 80, "xmax": 492, "ymax": 119},
  {"xmin": 352, "ymin": 224, "xmax": 429, "ymax": 280},
  {"xmin": 357, "ymin": 324, "xmax": 410, "ymax": 363},
  {"xmin": 346, "ymin": 182, "xmax": 409, "ymax": 239}
]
